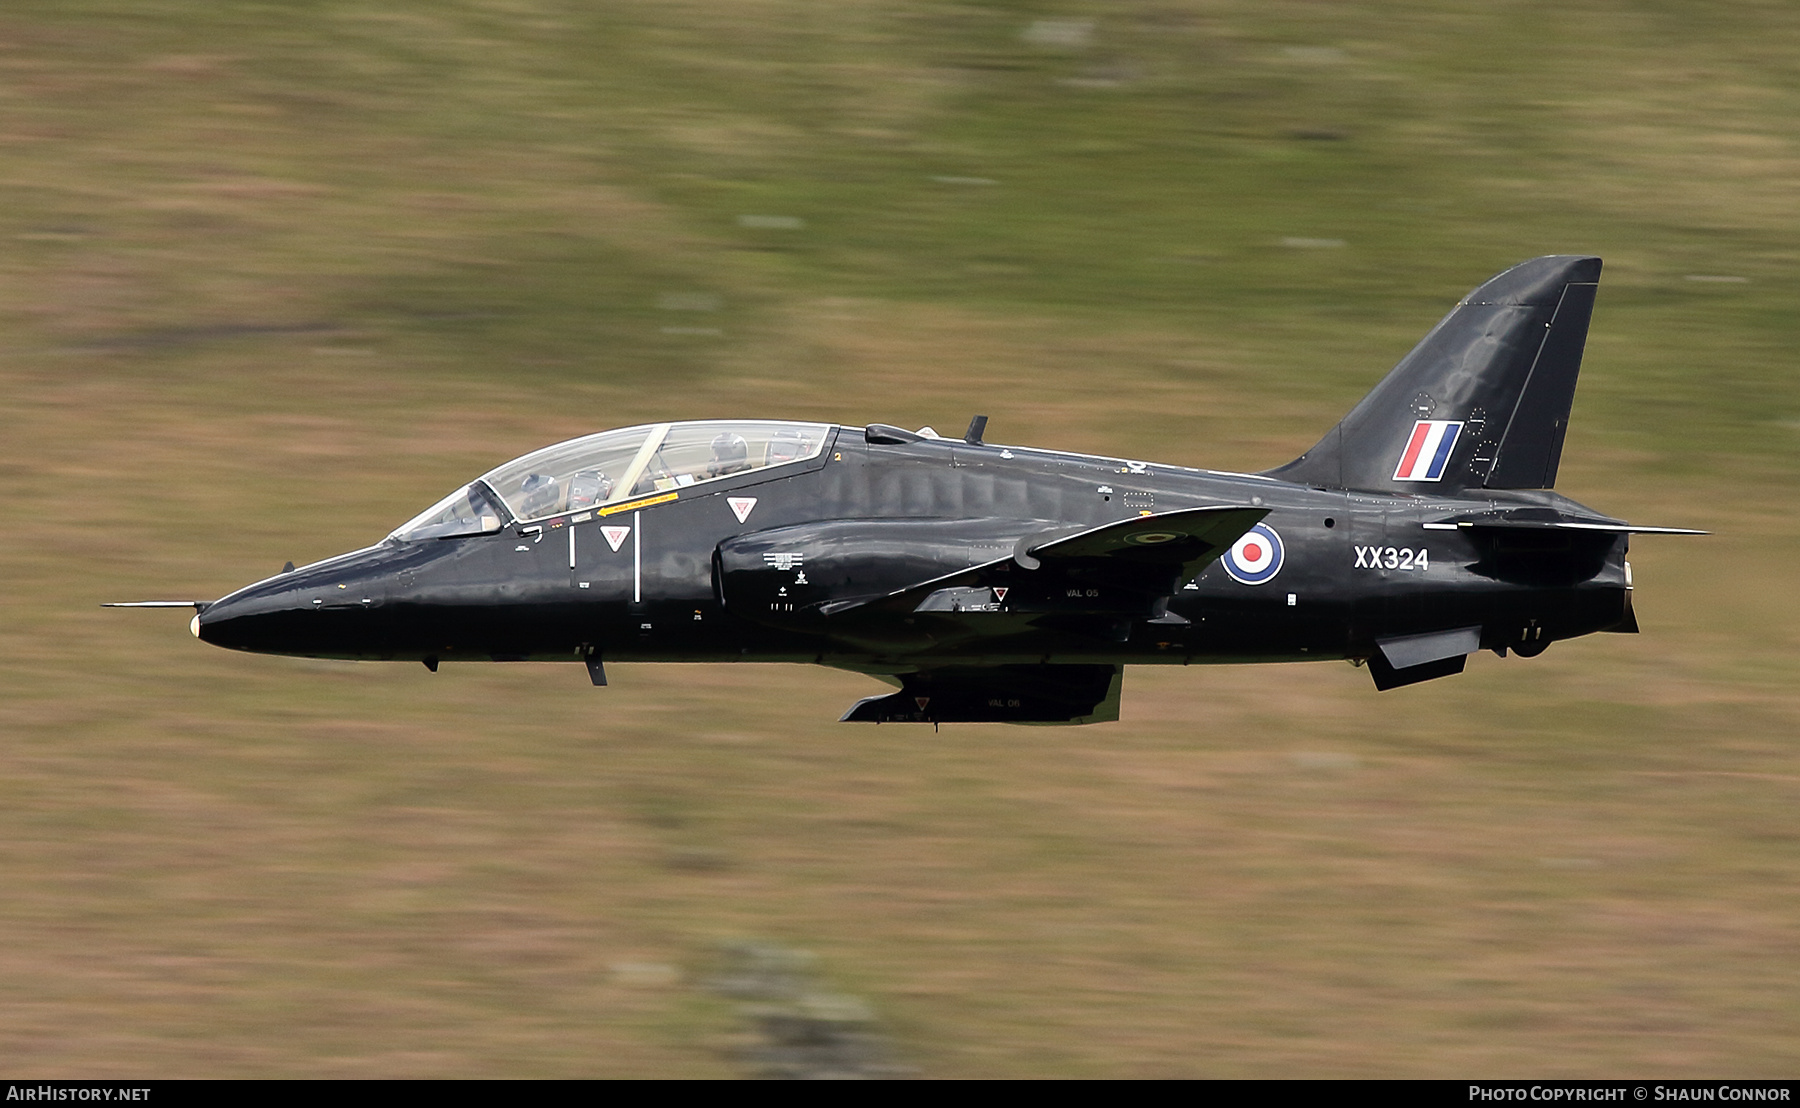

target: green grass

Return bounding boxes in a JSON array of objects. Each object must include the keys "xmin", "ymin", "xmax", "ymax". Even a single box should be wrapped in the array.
[{"xmin": 2, "ymin": 0, "xmax": 1798, "ymax": 1077}]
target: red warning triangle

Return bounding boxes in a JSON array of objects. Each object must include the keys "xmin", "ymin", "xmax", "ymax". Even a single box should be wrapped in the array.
[
  {"xmin": 993, "ymin": 587, "xmax": 1009, "ymax": 602},
  {"xmin": 914, "ymin": 696, "xmax": 930, "ymax": 711}
]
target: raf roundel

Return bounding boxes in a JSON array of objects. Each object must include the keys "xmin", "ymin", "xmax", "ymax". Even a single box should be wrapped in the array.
[{"xmin": 1222, "ymin": 522, "xmax": 1284, "ymax": 586}]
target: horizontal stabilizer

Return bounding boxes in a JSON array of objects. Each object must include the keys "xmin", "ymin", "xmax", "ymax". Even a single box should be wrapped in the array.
[
  {"xmin": 1418, "ymin": 518, "xmax": 1699, "ymax": 536},
  {"xmin": 841, "ymin": 664, "xmax": 1123, "ymax": 724}
]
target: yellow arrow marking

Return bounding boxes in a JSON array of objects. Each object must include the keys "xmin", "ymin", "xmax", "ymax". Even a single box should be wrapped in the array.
[{"xmin": 598, "ymin": 492, "xmax": 677, "ymax": 517}]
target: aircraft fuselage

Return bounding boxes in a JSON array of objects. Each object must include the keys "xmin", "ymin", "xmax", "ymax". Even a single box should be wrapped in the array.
[{"xmin": 196, "ymin": 426, "xmax": 1631, "ymax": 673}]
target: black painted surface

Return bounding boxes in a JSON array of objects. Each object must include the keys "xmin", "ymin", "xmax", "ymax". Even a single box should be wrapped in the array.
[{"xmin": 192, "ymin": 257, "xmax": 1680, "ymax": 721}]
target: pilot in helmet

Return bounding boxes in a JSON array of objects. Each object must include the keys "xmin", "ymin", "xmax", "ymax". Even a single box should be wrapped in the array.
[
  {"xmin": 707, "ymin": 432, "xmax": 751, "ymax": 477},
  {"xmin": 518, "ymin": 473, "xmax": 559, "ymax": 518},
  {"xmin": 767, "ymin": 427, "xmax": 809, "ymax": 465},
  {"xmin": 567, "ymin": 469, "xmax": 613, "ymax": 511}
]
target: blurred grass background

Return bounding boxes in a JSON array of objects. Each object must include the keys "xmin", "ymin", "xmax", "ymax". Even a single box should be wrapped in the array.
[{"xmin": 3, "ymin": 0, "xmax": 1798, "ymax": 1076}]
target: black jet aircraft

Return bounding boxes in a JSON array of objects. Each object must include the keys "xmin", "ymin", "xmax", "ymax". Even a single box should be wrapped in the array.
[{"xmin": 114, "ymin": 256, "xmax": 1701, "ymax": 723}]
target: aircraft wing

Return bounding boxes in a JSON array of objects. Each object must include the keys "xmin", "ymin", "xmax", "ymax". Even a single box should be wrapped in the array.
[
  {"xmin": 1025, "ymin": 505, "xmax": 1268, "ymax": 562},
  {"xmin": 821, "ymin": 505, "xmax": 1266, "ymax": 627}
]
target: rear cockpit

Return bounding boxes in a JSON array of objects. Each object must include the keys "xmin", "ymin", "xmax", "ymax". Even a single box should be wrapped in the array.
[{"xmin": 388, "ymin": 420, "xmax": 833, "ymax": 542}]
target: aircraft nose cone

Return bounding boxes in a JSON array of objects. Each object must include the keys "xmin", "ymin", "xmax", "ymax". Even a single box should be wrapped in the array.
[
  {"xmin": 193, "ymin": 590, "xmax": 266, "ymax": 650},
  {"xmin": 197, "ymin": 549, "xmax": 400, "ymax": 657},
  {"xmin": 193, "ymin": 571, "xmax": 332, "ymax": 653}
]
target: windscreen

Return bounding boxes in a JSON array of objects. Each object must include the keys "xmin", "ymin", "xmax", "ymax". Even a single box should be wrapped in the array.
[{"xmin": 389, "ymin": 483, "xmax": 504, "ymax": 541}]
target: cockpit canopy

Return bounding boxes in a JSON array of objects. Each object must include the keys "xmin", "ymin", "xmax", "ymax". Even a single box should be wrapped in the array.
[{"xmin": 390, "ymin": 420, "xmax": 833, "ymax": 541}]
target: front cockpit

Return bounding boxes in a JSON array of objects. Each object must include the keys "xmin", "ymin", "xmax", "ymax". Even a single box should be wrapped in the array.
[
  {"xmin": 388, "ymin": 419, "xmax": 833, "ymax": 542},
  {"xmin": 198, "ymin": 420, "xmax": 836, "ymax": 661}
]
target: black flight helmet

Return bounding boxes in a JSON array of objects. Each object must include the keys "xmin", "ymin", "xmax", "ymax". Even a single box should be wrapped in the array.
[
  {"xmin": 567, "ymin": 469, "xmax": 612, "ymax": 510},
  {"xmin": 518, "ymin": 472, "xmax": 559, "ymax": 518},
  {"xmin": 708, "ymin": 432, "xmax": 750, "ymax": 476}
]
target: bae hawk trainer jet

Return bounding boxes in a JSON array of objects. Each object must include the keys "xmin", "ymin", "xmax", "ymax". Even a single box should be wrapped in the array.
[{"xmin": 114, "ymin": 256, "xmax": 1700, "ymax": 723}]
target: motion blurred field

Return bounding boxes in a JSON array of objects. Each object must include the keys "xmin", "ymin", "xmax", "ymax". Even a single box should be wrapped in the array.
[{"xmin": 4, "ymin": 0, "xmax": 1798, "ymax": 1077}]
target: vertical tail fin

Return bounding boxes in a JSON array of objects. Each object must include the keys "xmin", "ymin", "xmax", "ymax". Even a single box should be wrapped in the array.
[{"xmin": 1265, "ymin": 255, "xmax": 1602, "ymax": 492}]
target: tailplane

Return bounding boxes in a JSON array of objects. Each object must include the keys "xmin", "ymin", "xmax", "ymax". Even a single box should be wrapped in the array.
[{"xmin": 1266, "ymin": 255, "xmax": 1601, "ymax": 493}]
